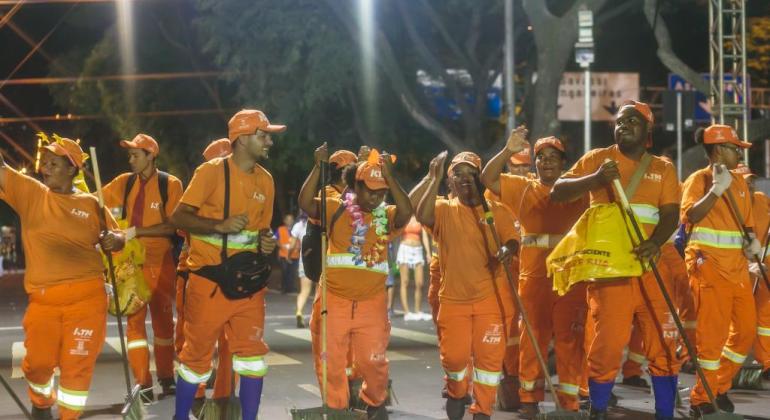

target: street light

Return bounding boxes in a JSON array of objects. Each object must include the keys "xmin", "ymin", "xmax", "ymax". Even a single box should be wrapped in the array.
[{"xmin": 576, "ymin": 7, "xmax": 594, "ymax": 154}]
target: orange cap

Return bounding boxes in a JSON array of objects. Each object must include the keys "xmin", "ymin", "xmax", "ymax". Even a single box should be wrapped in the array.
[
  {"xmin": 202, "ymin": 138, "xmax": 232, "ymax": 162},
  {"xmin": 329, "ymin": 150, "xmax": 357, "ymax": 167},
  {"xmin": 618, "ymin": 100, "xmax": 654, "ymax": 125},
  {"xmin": 41, "ymin": 137, "xmax": 88, "ymax": 169},
  {"xmin": 448, "ymin": 151, "xmax": 482, "ymax": 176},
  {"xmin": 704, "ymin": 124, "xmax": 752, "ymax": 149},
  {"xmin": 355, "ymin": 162, "xmax": 388, "ymax": 190},
  {"xmin": 533, "ymin": 136, "xmax": 565, "ymax": 155},
  {"xmin": 120, "ymin": 133, "xmax": 160, "ymax": 157},
  {"xmin": 509, "ymin": 148, "xmax": 531, "ymax": 165},
  {"xmin": 228, "ymin": 109, "xmax": 286, "ymax": 141}
]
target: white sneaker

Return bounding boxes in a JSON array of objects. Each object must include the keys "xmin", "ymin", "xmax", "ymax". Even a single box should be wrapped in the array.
[
  {"xmin": 404, "ymin": 312, "xmax": 419, "ymax": 321},
  {"xmin": 418, "ymin": 312, "xmax": 432, "ymax": 321}
]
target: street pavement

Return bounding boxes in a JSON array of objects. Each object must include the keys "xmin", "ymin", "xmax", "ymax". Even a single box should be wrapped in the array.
[{"xmin": 1, "ymin": 272, "xmax": 769, "ymax": 419}]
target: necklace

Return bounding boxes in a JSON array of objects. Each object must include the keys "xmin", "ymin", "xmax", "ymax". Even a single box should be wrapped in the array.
[{"xmin": 343, "ymin": 191, "xmax": 389, "ymax": 267}]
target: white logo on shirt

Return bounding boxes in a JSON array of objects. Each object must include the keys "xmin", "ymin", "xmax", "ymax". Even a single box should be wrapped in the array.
[
  {"xmin": 644, "ymin": 173, "xmax": 662, "ymax": 182},
  {"xmin": 70, "ymin": 208, "xmax": 90, "ymax": 219},
  {"xmin": 150, "ymin": 202, "xmax": 160, "ymax": 210},
  {"xmin": 253, "ymin": 192, "xmax": 266, "ymax": 202}
]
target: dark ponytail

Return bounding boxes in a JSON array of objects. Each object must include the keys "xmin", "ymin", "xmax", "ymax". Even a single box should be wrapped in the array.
[
  {"xmin": 342, "ymin": 164, "xmax": 357, "ymax": 190},
  {"xmin": 694, "ymin": 127, "xmax": 716, "ymax": 156}
]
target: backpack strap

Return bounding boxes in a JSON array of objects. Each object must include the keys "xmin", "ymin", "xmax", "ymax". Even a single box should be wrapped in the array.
[
  {"xmin": 623, "ymin": 152, "xmax": 652, "ymax": 201},
  {"xmin": 121, "ymin": 173, "xmax": 138, "ymax": 220},
  {"xmin": 328, "ymin": 191, "xmax": 349, "ymax": 234},
  {"xmin": 158, "ymin": 171, "xmax": 169, "ymax": 217}
]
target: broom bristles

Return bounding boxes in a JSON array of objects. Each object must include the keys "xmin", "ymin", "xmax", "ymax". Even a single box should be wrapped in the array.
[
  {"xmin": 199, "ymin": 397, "xmax": 242, "ymax": 420},
  {"xmin": 731, "ymin": 365, "xmax": 764, "ymax": 390},
  {"xmin": 290, "ymin": 406, "xmax": 368, "ymax": 420},
  {"xmin": 121, "ymin": 398, "xmax": 145, "ymax": 420},
  {"xmin": 535, "ymin": 410, "xmax": 589, "ymax": 419}
]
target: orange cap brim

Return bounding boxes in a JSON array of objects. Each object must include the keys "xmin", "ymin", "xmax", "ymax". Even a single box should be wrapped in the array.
[
  {"xmin": 42, "ymin": 144, "xmax": 79, "ymax": 168},
  {"xmin": 447, "ymin": 161, "xmax": 479, "ymax": 176},
  {"xmin": 262, "ymin": 124, "xmax": 287, "ymax": 133},
  {"xmin": 120, "ymin": 139, "xmax": 159, "ymax": 156},
  {"xmin": 362, "ymin": 178, "xmax": 388, "ymax": 191}
]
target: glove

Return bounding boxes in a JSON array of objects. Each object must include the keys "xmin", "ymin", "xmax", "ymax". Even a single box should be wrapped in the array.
[
  {"xmin": 125, "ymin": 226, "xmax": 137, "ymax": 241},
  {"xmin": 710, "ymin": 164, "xmax": 732, "ymax": 197},
  {"xmin": 749, "ymin": 262, "xmax": 766, "ymax": 279},
  {"xmin": 743, "ymin": 237, "xmax": 761, "ymax": 259}
]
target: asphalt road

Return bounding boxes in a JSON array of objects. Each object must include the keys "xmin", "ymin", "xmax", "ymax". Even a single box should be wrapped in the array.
[{"xmin": 0, "ymin": 272, "xmax": 768, "ymax": 419}]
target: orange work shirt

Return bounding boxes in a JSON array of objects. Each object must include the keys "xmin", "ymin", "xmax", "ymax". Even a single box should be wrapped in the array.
[
  {"xmin": 103, "ymin": 171, "xmax": 183, "ymax": 266},
  {"xmin": 324, "ymin": 197, "xmax": 398, "ymax": 301},
  {"xmin": 1, "ymin": 169, "xmax": 119, "ymax": 292},
  {"xmin": 180, "ymin": 157, "xmax": 274, "ymax": 272},
  {"xmin": 562, "ymin": 145, "xmax": 680, "ymax": 237},
  {"xmin": 277, "ymin": 225, "xmax": 300, "ymax": 259},
  {"xmin": 752, "ymin": 192, "xmax": 770, "ymax": 247},
  {"xmin": 432, "ymin": 197, "xmax": 519, "ymax": 304},
  {"xmin": 681, "ymin": 167, "xmax": 754, "ymax": 283},
  {"xmin": 500, "ymin": 174, "xmax": 588, "ymax": 279}
]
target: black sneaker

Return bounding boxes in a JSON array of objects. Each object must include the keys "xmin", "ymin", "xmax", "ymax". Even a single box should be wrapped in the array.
[
  {"xmin": 446, "ymin": 396, "xmax": 467, "ymax": 420},
  {"xmin": 608, "ymin": 392, "xmax": 619, "ymax": 407},
  {"xmin": 296, "ymin": 314, "xmax": 305, "ymax": 328},
  {"xmin": 517, "ymin": 402, "xmax": 539, "ymax": 419},
  {"xmin": 472, "ymin": 413, "xmax": 491, "ymax": 420},
  {"xmin": 30, "ymin": 406, "xmax": 53, "ymax": 420},
  {"xmin": 159, "ymin": 378, "xmax": 176, "ymax": 396},
  {"xmin": 689, "ymin": 402, "xmax": 716, "ymax": 419},
  {"xmin": 589, "ymin": 407, "xmax": 608, "ymax": 420},
  {"xmin": 716, "ymin": 393, "xmax": 735, "ymax": 413},
  {"xmin": 366, "ymin": 404, "xmax": 388, "ymax": 420},
  {"xmin": 621, "ymin": 375, "xmax": 650, "ymax": 389}
]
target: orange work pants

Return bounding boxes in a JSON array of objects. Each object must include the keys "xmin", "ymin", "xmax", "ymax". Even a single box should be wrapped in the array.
[
  {"xmin": 127, "ymin": 252, "xmax": 176, "ymax": 387},
  {"xmin": 174, "ymin": 272, "xmax": 234, "ymax": 398},
  {"xmin": 660, "ymin": 244, "xmax": 696, "ymax": 357},
  {"xmin": 689, "ymin": 257, "xmax": 756, "ymax": 406},
  {"xmin": 587, "ymin": 273, "xmax": 679, "ymax": 385},
  {"xmin": 438, "ymin": 293, "xmax": 513, "ymax": 416},
  {"xmin": 310, "ymin": 290, "xmax": 390, "ymax": 409},
  {"xmin": 621, "ymin": 324, "xmax": 646, "ymax": 378},
  {"xmin": 518, "ymin": 277, "xmax": 586, "ymax": 410},
  {"xmin": 178, "ymin": 274, "xmax": 268, "ymax": 384},
  {"xmin": 503, "ymin": 263, "xmax": 519, "ymax": 378},
  {"xmin": 428, "ymin": 255, "xmax": 441, "ymax": 328},
  {"xmin": 23, "ymin": 279, "xmax": 107, "ymax": 420},
  {"xmin": 755, "ymin": 276, "xmax": 770, "ymax": 371}
]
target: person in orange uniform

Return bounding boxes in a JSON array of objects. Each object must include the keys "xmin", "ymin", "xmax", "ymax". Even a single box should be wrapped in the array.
[
  {"xmin": 551, "ymin": 101, "xmax": 681, "ymax": 420},
  {"xmin": 102, "ymin": 133, "xmax": 183, "ymax": 399},
  {"xmin": 173, "ymin": 138, "xmax": 234, "ymax": 409},
  {"xmin": 416, "ymin": 151, "xmax": 519, "ymax": 420},
  {"xmin": 482, "ymin": 134, "xmax": 589, "ymax": 417},
  {"xmin": 0, "ymin": 139, "xmax": 124, "ymax": 419},
  {"xmin": 170, "ymin": 109, "xmax": 281, "ymax": 420},
  {"xmin": 508, "ymin": 148, "xmax": 531, "ymax": 176},
  {"xmin": 277, "ymin": 213, "xmax": 300, "ymax": 293},
  {"xmin": 298, "ymin": 143, "xmax": 411, "ymax": 418},
  {"xmin": 737, "ymin": 164, "xmax": 770, "ymax": 380},
  {"xmin": 682, "ymin": 125, "xmax": 759, "ymax": 417}
]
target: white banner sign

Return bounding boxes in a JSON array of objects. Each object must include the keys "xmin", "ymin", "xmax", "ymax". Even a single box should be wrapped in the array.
[{"xmin": 558, "ymin": 72, "xmax": 640, "ymax": 121}]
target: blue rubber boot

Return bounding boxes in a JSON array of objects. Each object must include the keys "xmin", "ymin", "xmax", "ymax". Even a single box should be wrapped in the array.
[
  {"xmin": 651, "ymin": 375, "xmax": 677, "ymax": 420},
  {"xmin": 239, "ymin": 376, "xmax": 264, "ymax": 420},
  {"xmin": 588, "ymin": 379, "xmax": 615, "ymax": 413},
  {"xmin": 174, "ymin": 375, "xmax": 200, "ymax": 419}
]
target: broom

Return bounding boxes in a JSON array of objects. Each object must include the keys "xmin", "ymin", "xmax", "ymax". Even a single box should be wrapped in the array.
[
  {"xmin": 473, "ymin": 176, "xmax": 587, "ymax": 420},
  {"xmin": 291, "ymin": 159, "xmax": 366, "ymax": 420},
  {"xmin": 722, "ymin": 188, "xmax": 770, "ymax": 392},
  {"xmin": 608, "ymin": 170, "xmax": 742, "ymax": 420},
  {"xmin": 0, "ymin": 372, "xmax": 31, "ymax": 419},
  {"xmin": 89, "ymin": 147, "xmax": 145, "ymax": 420}
]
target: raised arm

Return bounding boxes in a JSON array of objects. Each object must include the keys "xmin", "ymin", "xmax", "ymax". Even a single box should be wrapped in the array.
[
  {"xmin": 685, "ymin": 165, "xmax": 731, "ymax": 224},
  {"xmin": 298, "ymin": 143, "xmax": 328, "ymax": 220},
  {"xmin": 481, "ymin": 126, "xmax": 529, "ymax": 196},
  {"xmin": 170, "ymin": 203, "xmax": 247, "ymax": 235},
  {"xmin": 380, "ymin": 151, "xmax": 412, "ymax": 229},
  {"xmin": 551, "ymin": 160, "xmax": 619, "ymax": 203},
  {"xmin": 415, "ymin": 152, "xmax": 448, "ymax": 229}
]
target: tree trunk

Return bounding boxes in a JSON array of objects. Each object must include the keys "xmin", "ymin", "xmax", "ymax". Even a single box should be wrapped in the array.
[{"xmin": 530, "ymin": 33, "xmax": 575, "ymax": 139}]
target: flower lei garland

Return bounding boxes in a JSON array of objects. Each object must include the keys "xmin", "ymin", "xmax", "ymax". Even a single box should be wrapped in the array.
[{"xmin": 344, "ymin": 191, "xmax": 389, "ymax": 267}]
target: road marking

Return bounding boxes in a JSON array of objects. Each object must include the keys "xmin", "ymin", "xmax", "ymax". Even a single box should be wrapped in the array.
[
  {"xmin": 390, "ymin": 327, "xmax": 437, "ymax": 345},
  {"xmin": 298, "ymin": 383, "xmax": 321, "ymax": 397},
  {"xmin": 275, "ymin": 329, "xmax": 417, "ymax": 361}
]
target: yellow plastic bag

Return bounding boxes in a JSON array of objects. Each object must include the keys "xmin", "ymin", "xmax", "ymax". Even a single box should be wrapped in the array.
[
  {"xmin": 102, "ymin": 221, "xmax": 150, "ymax": 316},
  {"xmin": 547, "ymin": 203, "xmax": 646, "ymax": 296}
]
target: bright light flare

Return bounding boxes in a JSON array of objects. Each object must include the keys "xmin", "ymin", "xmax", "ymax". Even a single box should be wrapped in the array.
[
  {"xmin": 358, "ymin": 0, "xmax": 376, "ymax": 121},
  {"xmin": 117, "ymin": 0, "xmax": 137, "ymax": 115}
]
